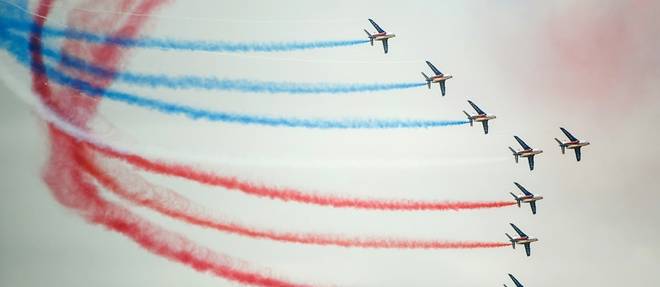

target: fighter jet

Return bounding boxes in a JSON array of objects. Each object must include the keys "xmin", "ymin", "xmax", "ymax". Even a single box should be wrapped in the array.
[
  {"xmin": 463, "ymin": 100, "xmax": 496, "ymax": 134},
  {"xmin": 364, "ymin": 19, "xmax": 395, "ymax": 54},
  {"xmin": 555, "ymin": 127, "xmax": 590, "ymax": 162},
  {"xmin": 504, "ymin": 273, "xmax": 525, "ymax": 287},
  {"xmin": 510, "ymin": 182, "xmax": 543, "ymax": 215},
  {"xmin": 509, "ymin": 136, "xmax": 543, "ymax": 171},
  {"xmin": 506, "ymin": 223, "xmax": 538, "ymax": 257},
  {"xmin": 421, "ymin": 61, "xmax": 453, "ymax": 96}
]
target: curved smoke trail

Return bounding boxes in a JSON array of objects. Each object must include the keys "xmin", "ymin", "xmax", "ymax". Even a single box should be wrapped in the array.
[
  {"xmin": 80, "ymin": 147, "xmax": 509, "ymax": 249},
  {"xmin": 2, "ymin": 32, "xmax": 424, "ymax": 94},
  {"xmin": 26, "ymin": 0, "xmax": 315, "ymax": 285},
  {"xmin": 1, "ymin": 40, "xmax": 466, "ymax": 128},
  {"xmin": 50, "ymin": 127, "xmax": 310, "ymax": 287},
  {"xmin": 82, "ymin": 140, "xmax": 515, "ymax": 211},
  {"xmin": 2, "ymin": 16, "xmax": 369, "ymax": 53}
]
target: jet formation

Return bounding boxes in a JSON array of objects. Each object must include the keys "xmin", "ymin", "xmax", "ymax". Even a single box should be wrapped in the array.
[{"xmin": 361, "ymin": 19, "xmax": 592, "ymax": 285}]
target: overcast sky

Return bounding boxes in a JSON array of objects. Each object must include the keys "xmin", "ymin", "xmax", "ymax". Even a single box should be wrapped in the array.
[{"xmin": 1, "ymin": 0, "xmax": 659, "ymax": 286}]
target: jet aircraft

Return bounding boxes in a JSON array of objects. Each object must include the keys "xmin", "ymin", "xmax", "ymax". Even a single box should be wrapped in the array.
[
  {"xmin": 509, "ymin": 136, "xmax": 543, "ymax": 171},
  {"xmin": 506, "ymin": 223, "xmax": 538, "ymax": 257},
  {"xmin": 510, "ymin": 182, "xmax": 543, "ymax": 215},
  {"xmin": 364, "ymin": 19, "xmax": 395, "ymax": 54},
  {"xmin": 421, "ymin": 60, "xmax": 453, "ymax": 96},
  {"xmin": 555, "ymin": 127, "xmax": 590, "ymax": 161},
  {"xmin": 503, "ymin": 273, "xmax": 525, "ymax": 287},
  {"xmin": 463, "ymin": 100, "xmax": 496, "ymax": 134}
]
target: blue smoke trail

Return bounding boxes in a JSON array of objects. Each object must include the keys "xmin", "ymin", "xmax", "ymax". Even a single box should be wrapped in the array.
[
  {"xmin": 3, "ymin": 32, "xmax": 424, "ymax": 94},
  {"xmin": 0, "ymin": 33, "xmax": 467, "ymax": 129},
  {"xmin": 1, "ymin": 16, "xmax": 370, "ymax": 53}
]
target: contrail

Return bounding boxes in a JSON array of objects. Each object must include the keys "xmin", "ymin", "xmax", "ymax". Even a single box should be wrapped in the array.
[
  {"xmin": 3, "ymin": 33, "xmax": 424, "ymax": 94},
  {"xmin": 81, "ymin": 149, "xmax": 510, "ymax": 249},
  {"xmin": 1, "ymin": 16, "xmax": 370, "ymax": 53},
  {"xmin": 1, "ymin": 39, "xmax": 466, "ymax": 128}
]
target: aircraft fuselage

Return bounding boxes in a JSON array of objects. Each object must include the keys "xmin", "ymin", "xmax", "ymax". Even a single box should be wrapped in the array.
[
  {"xmin": 513, "ymin": 237, "xmax": 538, "ymax": 244},
  {"xmin": 471, "ymin": 115, "xmax": 496, "ymax": 122},
  {"xmin": 373, "ymin": 33, "xmax": 395, "ymax": 41},
  {"xmin": 430, "ymin": 75, "xmax": 453, "ymax": 82},
  {"xmin": 566, "ymin": 141, "xmax": 590, "ymax": 149},
  {"xmin": 517, "ymin": 149, "xmax": 543, "ymax": 157},
  {"xmin": 519, "ymin": 195, "xmax": 543, "ymax": 203}
]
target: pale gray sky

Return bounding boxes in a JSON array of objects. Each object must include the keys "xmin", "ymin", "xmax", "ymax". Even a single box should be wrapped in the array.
[{"xmin": 1, "ymin": 0, "xmax": 659, "ymax": 286}]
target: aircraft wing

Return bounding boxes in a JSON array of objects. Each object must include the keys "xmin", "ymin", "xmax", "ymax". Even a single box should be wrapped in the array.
[
  {"xmin": 468, "ymin": 100, "xmax": 486, "ymax": 115},
  {"xmin": 439, "ymin": 80, "xmax": 446, "ymax": 96},
  {"xmin": 514, "ymin": 182, "xmax": 533, "ymax": 196},
  {"xmin": 382, "ymin": 39, "xmax": 388, "ymax": 54},
  {"xmin": 575, "ymin": 147, "xmax": 582, "ymax": 161},
  {"xmin": 560, "ymin": 127, "xmax": 578, "ymax": 141},
  {"xmin": 530, "ymin": 201, "xmax": 537, "ymax": 215},
  {"xmin": 510, "ymin": 223, "xmax": 527, "ymax": 237},
  {"xmin": 524, "ymin": 243, "xmax": 531, "ymax": 257},
  {"xmin": 509, "ymin": 274, "xmax": 525, "ymax": 287},
  {"xmin": 368, "ymin": 19, "xmax": 385, "ymax": 33},
  {"xmin": 481, "ymin": 121, "xmax": 489, "ymax": 134},
  {"xmin": 527, "ymin": 156, "xmax": 535, "ymax": 171},
  {"xmin": 425, "ymin": 61, "xmax": 443, "ymax": 75},
  {"xmin": 514, "ymin": 136, "xmax": 531, "ymax": 150}
]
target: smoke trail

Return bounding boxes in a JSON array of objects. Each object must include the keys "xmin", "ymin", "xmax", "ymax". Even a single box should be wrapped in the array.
[
  {"xmin": 56, "ymin": 49, "xmax": 425, "ymax": 94},
  {"xmin": 48, "ymin": 126, "xmax": 311, "ymax": 287},
  {"xmin": 81, "ymin": 148, "xmax": 509, "ymax": 249},
  {"xmin": 78, "ymin": 139, "xmax": 514, "ymax": 211},
  {"xmin": 1, "ymin": 39, "xmax": 466, "ymax": 128},
  {"xmin": 2, "ymin": 16, "xmax": 369, "ymax": 53},
  {"xmin": 2, "ymin": 32, "xmax": 424, "ymax": 94},
  {"xmin": 28, "ymin": 0, "xmax": 314, "ymax": 285}
]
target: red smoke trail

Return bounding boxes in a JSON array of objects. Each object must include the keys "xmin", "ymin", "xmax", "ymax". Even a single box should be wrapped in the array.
[
  {"xmin": 87, "ymin": 143, "xmax": 515, "ymax": 211},
  {"xmin": 78, "ymin": 145, "xmax": 509, "ymax": 249},
  {"xmin": 46, "ymin": 127, "xmax": 309, "ymax": 287},
  {"xmin": 29, "ymin": 0, "xmax": 315, "ymax": 286}
]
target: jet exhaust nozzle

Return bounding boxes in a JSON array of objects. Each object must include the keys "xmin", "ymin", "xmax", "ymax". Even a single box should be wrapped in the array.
[
  {"xmin": 505, "ymin": 233, "xmax": 515, "ymax": 249},
  {"xmin": 555, "ymin": 138, "xmax": 566, "ymax": 154},
  {"xmin": 463, "ymin": 111, "xmax": 473, "ymax": 126},
  {"xmin": 421, "ymin": 72, "xmax": 431, "ymax": 88},
  {"xmin": 364, "ymin": 29, "xmax": 374, "ymax": 45},
  {"xmin": 509, "ymin": 147, "xmax": 519, "ymax": 163},
  {"xmin": 510, "ymin": 192, "xmax": 521, "ymax": 207}
]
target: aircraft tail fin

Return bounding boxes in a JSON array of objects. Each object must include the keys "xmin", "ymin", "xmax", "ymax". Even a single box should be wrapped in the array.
[
  {"xmin": 555, "ymin": 138, "xmax": 565, "ymax": 154},
  {"xmin": 421, "ymin": 72, "xmax": 431, "ymax": 88},
  {"xmin": 364, "ymin": 29, "xmax": 373, "ymax": 45},
  {"xmin": 463, "ymin": 111, "xmax": 473, "ymax": 126},
  {"xmin": 506, "ymin": 233, "xmax": 515, "ymax": 249},
  {"xmin": 510, "ymin": 192, "xmax": 521, "ymax": 207},
  {"xmin": 509, "ymin": 147, "xmax": 519, "ymax": 163}
]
